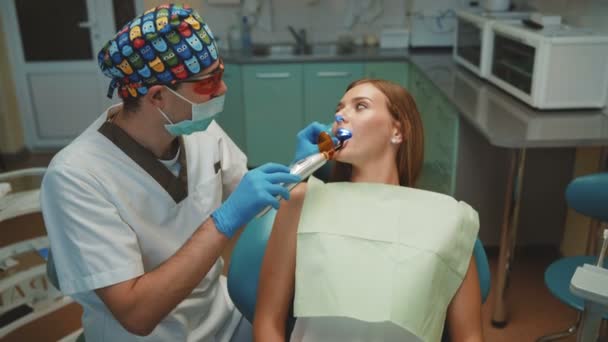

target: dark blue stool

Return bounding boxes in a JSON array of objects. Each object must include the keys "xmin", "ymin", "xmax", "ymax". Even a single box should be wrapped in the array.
[
  {"xmin": 537, "ymin": 173, "xmax": 608, "ymax": 342},
  {"xmin": 227, "ymin": 208, "xmax": 491, "ymax": 339}
]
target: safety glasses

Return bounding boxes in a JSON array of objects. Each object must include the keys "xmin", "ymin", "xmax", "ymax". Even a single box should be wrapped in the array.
[{"xmin": 180, "ymin": 59, "xmax": 224, "ymax": 95}]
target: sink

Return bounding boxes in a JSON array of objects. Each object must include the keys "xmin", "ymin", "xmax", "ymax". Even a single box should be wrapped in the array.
[{"xmin": 311, "ymin": 44, "xmax": 339, "ymax": 56}]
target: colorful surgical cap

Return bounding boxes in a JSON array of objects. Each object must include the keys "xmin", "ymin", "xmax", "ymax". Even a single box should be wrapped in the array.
[{"xmin": 98, "ymin": 4, "xmax": 219, "ymax": 99}]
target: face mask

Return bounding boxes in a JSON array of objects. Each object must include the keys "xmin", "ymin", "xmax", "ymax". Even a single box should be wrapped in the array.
[{"xmin": 158, "ymin": 87, "xmax": 225, "ymax": 136}]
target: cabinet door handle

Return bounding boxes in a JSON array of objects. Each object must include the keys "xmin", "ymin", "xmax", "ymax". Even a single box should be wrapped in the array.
[
  {"xmin": 316, "ymin": 71, "xmax": 351, "ymax": 78},
  {"xmin": 256, "ymin": 72, "xmax": 291, "ymax": 79}
]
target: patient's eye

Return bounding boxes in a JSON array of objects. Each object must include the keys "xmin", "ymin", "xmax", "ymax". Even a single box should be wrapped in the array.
[{"xmin": 356, "ymin": 102, "xmax": 368, "ymax": 110}]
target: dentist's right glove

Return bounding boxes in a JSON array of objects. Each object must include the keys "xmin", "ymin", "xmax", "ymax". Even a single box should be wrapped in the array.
[{"xmin": 211, "ymin": 163, "xmax": 301, "ymax": 238}]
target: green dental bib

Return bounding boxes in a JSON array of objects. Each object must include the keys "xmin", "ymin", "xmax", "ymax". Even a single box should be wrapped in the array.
[{"xmin": 294, "ymin": 177, "xmax": 479, "ymax": 342}]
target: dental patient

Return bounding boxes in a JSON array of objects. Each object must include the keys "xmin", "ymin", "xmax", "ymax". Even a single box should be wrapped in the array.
[{"xmin": 253, "ymin": 79, "xmax": 483, "ymax": 342}]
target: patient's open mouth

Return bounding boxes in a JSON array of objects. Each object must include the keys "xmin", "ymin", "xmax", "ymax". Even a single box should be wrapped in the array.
[{"xmin": 335, "ymin": 128, "xmax": 352, "ymax": 148}]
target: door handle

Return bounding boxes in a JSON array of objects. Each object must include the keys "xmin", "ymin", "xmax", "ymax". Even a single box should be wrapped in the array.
[
  {"xmin": 316, "ymin": 71, "xmax": 351, "ymax": 78},
  {"xmin": 255, "ymin": 72, "xmax": 291, "ymax": 79},
  {"xmin": 77, "ymin": 20, "xmax": 95, "ymax": 29}
]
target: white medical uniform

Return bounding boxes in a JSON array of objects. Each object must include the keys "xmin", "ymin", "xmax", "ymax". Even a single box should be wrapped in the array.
[{"xmin": 40, "ymin": 105, "xmax": 247, "ymax": 342}]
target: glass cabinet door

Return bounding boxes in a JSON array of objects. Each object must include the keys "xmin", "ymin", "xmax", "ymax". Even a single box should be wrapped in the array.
[
  {"xmin": 456, "ymin": 20, "xmax": 482, "ymax": 68},
  {"xmin": 491, "ymin": 33, "xmax": 535, "ymax": 95}
]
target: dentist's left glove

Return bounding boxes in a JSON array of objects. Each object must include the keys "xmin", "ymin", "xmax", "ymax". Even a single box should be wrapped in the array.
[
  {"xmin": 293, "ymin": 122, "xmax": 338, "ymax": 164},
  {"xmin": 211, "ymin": 163, "xmax": 301, "ymax": 238}
]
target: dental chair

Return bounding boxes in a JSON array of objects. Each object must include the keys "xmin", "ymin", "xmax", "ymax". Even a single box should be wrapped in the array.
[
  {"xmin": 537, "ymin": 172, "xmax": 608, "ymax": 342},
  {"xmin": 227, "ymin": 209, "xmax": 491, "ymax": 341},
  {"xmin": 0, "ymin": 168, "xmax": 74, "ymax": 338},
  {"xmin": 45, "ymin": 251, "xmax": 86, "ymax": 342}
]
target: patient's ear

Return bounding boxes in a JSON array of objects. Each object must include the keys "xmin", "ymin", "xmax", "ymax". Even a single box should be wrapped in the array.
[
  {"xmin": 395, "ymin": 118, "xmax": 412, "ymax": 141},
  {"xmin": 392, "ymin": 120, "xmax": 405, "ymax": 143}
]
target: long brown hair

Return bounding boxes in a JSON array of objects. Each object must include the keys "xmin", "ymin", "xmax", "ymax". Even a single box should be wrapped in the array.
[{"xmin": 330, "ymin": 79, "xmax": 424, "ymax": 187}]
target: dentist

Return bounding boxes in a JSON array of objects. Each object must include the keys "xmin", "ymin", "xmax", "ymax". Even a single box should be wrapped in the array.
[{"xmin": 40, "ymin": 4, "xmax": 327, "ymax": 342}]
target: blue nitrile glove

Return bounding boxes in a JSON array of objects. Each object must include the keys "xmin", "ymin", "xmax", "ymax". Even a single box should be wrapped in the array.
[
  {"xmin": 293, "ymin": 122, "xmax": 339, "ymax": 164},
  {"xmin": 211, "ymin": 163, "xmax": 301, "ymax": 237}
]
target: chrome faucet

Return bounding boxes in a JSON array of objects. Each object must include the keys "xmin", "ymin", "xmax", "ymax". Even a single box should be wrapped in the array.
[{"xmin": 287, "ymin": 26, "xmax": 311, "ymax": 55}]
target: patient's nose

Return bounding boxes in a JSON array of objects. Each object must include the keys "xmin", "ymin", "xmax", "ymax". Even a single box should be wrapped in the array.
[{"xmin": 335, "ymin": 113, "xmax": 346, "ymax": 123}]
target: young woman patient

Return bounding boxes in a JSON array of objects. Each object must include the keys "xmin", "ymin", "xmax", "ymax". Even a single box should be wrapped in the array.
[{"xmin": 253, "ymin": 79, "xmax": 483, "ymax": 342}]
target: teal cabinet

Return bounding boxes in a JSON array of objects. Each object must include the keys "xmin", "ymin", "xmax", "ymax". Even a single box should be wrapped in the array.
[
  {"xmin": 243, "ymin": 64, "xmax": 304, "ymax": 166},
  {"xmin": 409, "ymin": 66, "xmax": 433, "ymax": 117},
  {"xmin": 216, "ymin": 64, "xmax": 246, "ymax": 153},
  {"xmin": 234, "ymin": 60, "xmax": 424, "ymax": 169},
  {"xmin": 410, "ymin": 65, "xmax": 459, "ymax": 196},
  {"xmin": 303, "ymin": 63, "xmax": 364, "ymax": 125},
  {"xmin": 365, "ymin": 62, "xmax": 409, "ymax": 88}
]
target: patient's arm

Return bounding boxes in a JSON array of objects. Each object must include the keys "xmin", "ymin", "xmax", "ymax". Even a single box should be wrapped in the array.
[
  {"xmin": 253, "ymin": 183, "xmax": 307, "ymax": 342},
  {"xmin": 446, "ymin": 256, "xmax": 483, "ymax": 342}
]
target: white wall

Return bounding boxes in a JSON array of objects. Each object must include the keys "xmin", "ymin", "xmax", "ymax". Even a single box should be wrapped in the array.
[
  {"xmin": 168, "ymin": 0, "xmax": 608, "ymax": 45},
  {"xmin": 0, "ymin": 15, "xmax": 25, "ymax": 154},
  {"xmin": 147, "ymin": 0, "xmax": 408, "ymax": 45}
]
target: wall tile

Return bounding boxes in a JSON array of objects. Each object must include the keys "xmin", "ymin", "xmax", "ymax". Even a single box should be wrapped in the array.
[{"xmin": 142, "ymin": 0, "xmax": 407, "ymax": 45}]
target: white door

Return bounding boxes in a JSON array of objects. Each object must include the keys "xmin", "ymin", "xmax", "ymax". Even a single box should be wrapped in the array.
[{"xmin": 0, "ymin": 0, "xmax": 144, "ymax": 149}]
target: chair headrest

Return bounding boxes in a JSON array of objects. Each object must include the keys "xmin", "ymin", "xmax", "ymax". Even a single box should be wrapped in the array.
[{"xmin": 566, "ymin": 172, "xmax": 608, "ymax": 222}]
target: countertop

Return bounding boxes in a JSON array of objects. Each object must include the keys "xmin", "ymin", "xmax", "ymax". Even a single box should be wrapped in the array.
[
  {"xmin": 409, "ymin": 53, "xmax": 608, "ymax": 148},
  {"xmin": 222, "ymin": 46, "xmax": 409, "ymax": 64},
  {"xmin": 223, "ymin": 47, "xmax": 608, "ymax": 148}
]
